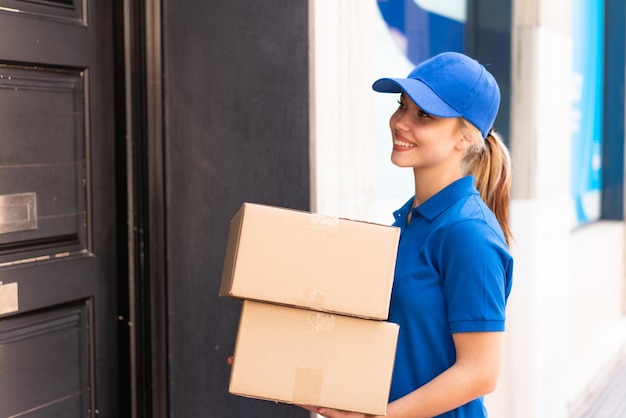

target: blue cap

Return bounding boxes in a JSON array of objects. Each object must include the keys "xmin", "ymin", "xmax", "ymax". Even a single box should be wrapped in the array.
[{"xmin": 372, "ymin": 51, "xmax": 500, "ymax": 138}]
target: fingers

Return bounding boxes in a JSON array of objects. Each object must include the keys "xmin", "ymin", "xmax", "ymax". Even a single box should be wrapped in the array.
[
  {"xmin": 295, "ymin": 404, "xmax": 318, "ymax": 412},
  {"xmin": 295, "ymin": 405, "xmax": 338, "ymax": 418},
  {"xmin": 295, "ymin": 404, "xmax": 327, "ymax": 416}
]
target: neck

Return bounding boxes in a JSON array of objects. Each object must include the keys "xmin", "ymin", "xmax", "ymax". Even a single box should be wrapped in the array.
[{"xmin": 412, "ymin": 168, "xmax": 463, "ymax": 207}]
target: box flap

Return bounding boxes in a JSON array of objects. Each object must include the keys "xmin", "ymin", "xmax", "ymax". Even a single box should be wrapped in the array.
[{"xmin": 219, "ymin": 203, "xmax": 247, "ymax": 297}]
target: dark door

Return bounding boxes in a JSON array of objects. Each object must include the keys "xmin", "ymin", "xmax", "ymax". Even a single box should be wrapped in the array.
[
  {"xmin": 0, "ymin": 1, "xmax": 119, "ymax": 417},
  {"xmin": 162, "ymin": 1, "xmax": 309, "ymax": 417}
]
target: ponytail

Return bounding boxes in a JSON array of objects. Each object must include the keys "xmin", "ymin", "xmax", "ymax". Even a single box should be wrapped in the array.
[{"xmin": 461, "ymin": 122, "xmax": 513, "ymax": 246}]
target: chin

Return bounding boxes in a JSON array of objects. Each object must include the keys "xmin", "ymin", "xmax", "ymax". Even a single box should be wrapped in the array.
[{"xmin": 391, "ymin": 155, "xmax": 414, "ymax": 168}]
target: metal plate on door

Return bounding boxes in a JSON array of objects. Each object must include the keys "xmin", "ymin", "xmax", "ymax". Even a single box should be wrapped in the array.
[
  {"xmin": 0, "ymin": 281, "xmax": 19, "ymax": 315},
  {"xmin": 0, "ymin": 192, "xmax": 37, "ymax": 235}
]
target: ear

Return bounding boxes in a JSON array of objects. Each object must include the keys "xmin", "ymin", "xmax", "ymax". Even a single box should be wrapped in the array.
[{"xmin": 456, "ymin": 133, "xmax": 471, "ymax": 151}]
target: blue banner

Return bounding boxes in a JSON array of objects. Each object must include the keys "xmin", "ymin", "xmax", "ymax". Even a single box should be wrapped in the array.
[
  {"xmin": 571, "ymin": 0, "xmax": 604, "ymax": 224},
  {"xmin": 376, "ymin": 0, "xmax": 466, "ymax": 65}
]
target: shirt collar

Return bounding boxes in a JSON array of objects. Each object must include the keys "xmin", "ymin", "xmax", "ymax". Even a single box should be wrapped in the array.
[{"xmin": 393, "ymin": 176, "xmax": 479, "ymax": 223}]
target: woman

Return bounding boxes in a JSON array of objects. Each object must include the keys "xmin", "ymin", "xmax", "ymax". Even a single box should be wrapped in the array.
[{"xmin": 302, "ymin": 52, "xmax": 514, "ymax": 417}]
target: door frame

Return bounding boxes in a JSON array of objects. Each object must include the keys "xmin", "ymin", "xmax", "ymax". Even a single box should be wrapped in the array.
[{"xmin": 115, "ymin": 0, "xmax": 168, "ymax": 417}]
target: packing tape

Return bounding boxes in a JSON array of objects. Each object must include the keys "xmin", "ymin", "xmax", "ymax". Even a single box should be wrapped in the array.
[
  {"xmin": 309, "ymin": 213, "xmax": 339, "ymax": 234},
  {"xmin": 306, "ymin": 311, "xmax": 335, "ymax": 332},
  {"xmin": 293, "ymin": 367, "xmax": 324, "ymax": 406},
  {"xmin": 302, "ymin": 288, "xmax": 326, "ymax": 311}
]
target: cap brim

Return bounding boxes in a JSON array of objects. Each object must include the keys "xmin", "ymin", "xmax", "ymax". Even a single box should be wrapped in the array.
[{"xmin": 372, "ymin": 77, "xmax": 462, "ymax": 119}]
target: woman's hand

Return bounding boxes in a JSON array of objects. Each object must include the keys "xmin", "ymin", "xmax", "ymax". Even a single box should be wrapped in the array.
[{"xmin": 296, "ymin": 404, "xmax": 378, "ymax": 418}]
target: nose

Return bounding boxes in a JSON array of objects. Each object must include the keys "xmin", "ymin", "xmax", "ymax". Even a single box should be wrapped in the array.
[{"xmin": 391, "ymin": 109, "xmax": 410, "ymax": 131}]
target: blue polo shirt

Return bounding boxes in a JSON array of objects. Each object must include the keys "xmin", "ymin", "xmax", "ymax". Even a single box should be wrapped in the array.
[{"xmin": 388, "ymin": 176, "xmax": 513, "ymax": 417}]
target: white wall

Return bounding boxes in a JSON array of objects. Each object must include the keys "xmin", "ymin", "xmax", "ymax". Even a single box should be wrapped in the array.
[
  {"xmin": 567, "ymin": 222, "xmax": 626, "ymax": 412},
  {"xmin": 507, "ymin": 1, "xmax": 574, "ymax": 416},
  {"xmin": 309, "ymin": 0, "xmax": 413, "ymax": 223}
]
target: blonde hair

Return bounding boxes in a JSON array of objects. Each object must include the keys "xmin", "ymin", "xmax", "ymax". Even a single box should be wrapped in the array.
[{"xmin": 459, "ymin": 119, "xmax": 512, "ymax": 246}]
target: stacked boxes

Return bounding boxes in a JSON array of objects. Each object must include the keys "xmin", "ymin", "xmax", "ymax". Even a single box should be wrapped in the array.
[{"xmin": 220, "ymin": 203, "xmax": 400, "ymax": 415}]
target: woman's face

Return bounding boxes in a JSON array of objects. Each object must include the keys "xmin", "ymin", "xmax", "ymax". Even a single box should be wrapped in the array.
[{"xmin": 389, "ymin": 93, "xmax": 465, "ymax": 172}]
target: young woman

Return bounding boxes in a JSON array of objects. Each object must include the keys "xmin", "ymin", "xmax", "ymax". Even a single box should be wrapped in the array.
[{"xmin": 302, "ymin": 52, "xmax": 514, "ymax": 417}]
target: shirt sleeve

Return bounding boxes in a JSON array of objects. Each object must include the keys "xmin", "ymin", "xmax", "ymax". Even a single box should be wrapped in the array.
[{"xmin": 437, "ymin": 219, "xmax": 513, "ymax": 334}]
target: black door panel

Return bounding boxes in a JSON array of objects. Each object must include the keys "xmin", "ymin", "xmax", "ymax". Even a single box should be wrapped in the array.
[{"xmin": 0, "ymin": 1, "xmax": 118, "ymax": 416}]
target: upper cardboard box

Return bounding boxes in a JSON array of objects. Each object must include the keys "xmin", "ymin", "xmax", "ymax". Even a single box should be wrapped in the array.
[{"xmin": 220, "ymin": 203, "xmax": 400, "ymax": 320}]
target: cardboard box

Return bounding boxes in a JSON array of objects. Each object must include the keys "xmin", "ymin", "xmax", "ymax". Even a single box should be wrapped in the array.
[
  {"xmin": 229, "ymin": 300, "xmax": 399, "ymax": 415},
  {"xmin": 220, "ymin": 203, "xmax": 400, "ymax": 320}
]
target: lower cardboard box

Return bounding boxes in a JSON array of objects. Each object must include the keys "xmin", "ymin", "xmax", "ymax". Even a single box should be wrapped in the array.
[{"xmin": 229, "ymin": 300, "xmax": 399, "ymax": 416}]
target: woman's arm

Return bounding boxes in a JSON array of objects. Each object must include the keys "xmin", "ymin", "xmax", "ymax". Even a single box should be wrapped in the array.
[
  {"xmin": 386, "ymin": 331, "xmax": 503, "ymax": 418},
  {"xmin": 301, "ymin": 331, "xmax": 503, "ymax": 418}
]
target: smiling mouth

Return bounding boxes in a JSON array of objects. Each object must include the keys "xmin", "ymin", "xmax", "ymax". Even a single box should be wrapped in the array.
[{"xmin": 393, "ymin": 138, "xmax": 416, "ymax": 148}]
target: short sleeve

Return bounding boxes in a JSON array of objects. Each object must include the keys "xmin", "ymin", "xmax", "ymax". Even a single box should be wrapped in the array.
[{"xmin": 437, "ymin": 219, "xmax": 513, "ymax": 334}]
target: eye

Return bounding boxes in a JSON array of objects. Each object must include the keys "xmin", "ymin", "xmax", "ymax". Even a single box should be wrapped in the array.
[
  {"xmin": 396, "ymin": 99, "xmax": 406, "ymax": 110},
  {"xmin": 417, "ymin": 109, "xmax": 431, "ymax": 118}
]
